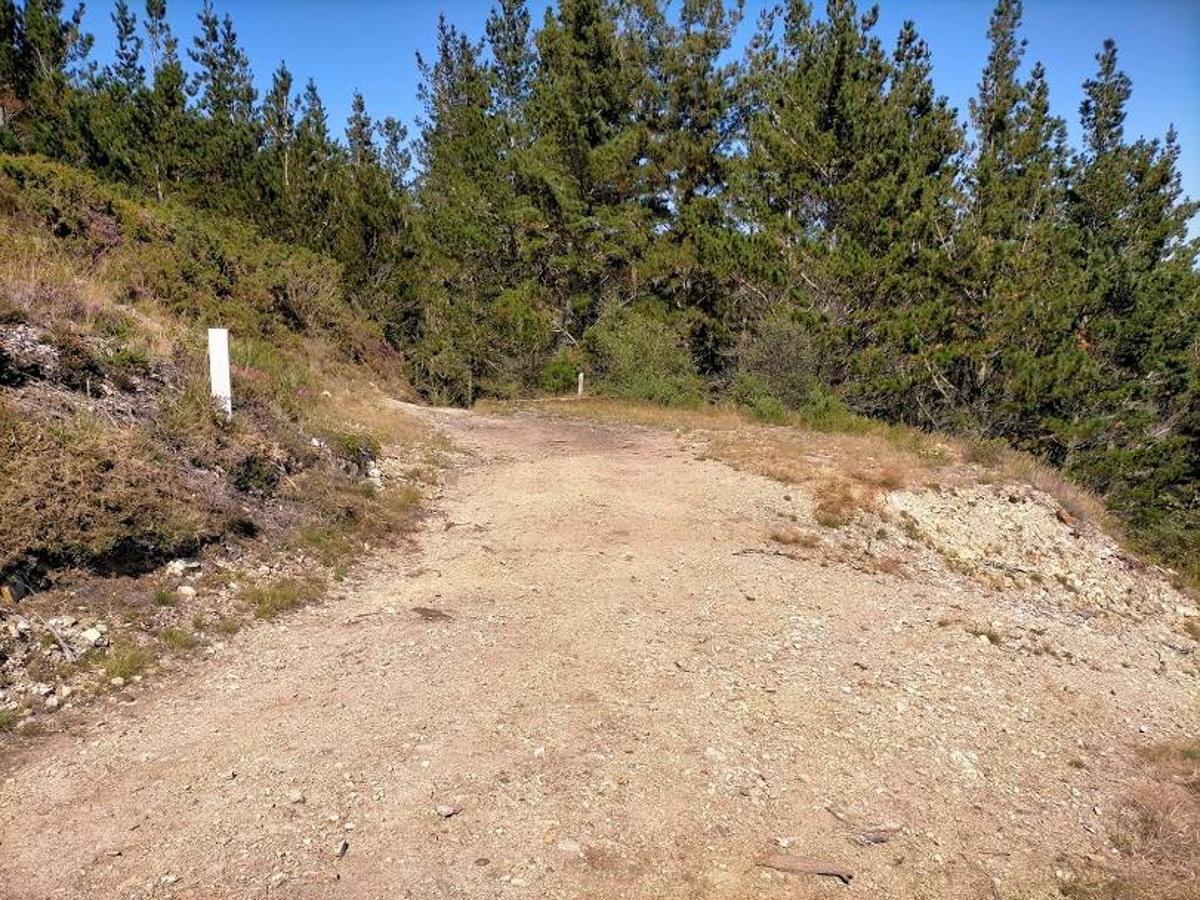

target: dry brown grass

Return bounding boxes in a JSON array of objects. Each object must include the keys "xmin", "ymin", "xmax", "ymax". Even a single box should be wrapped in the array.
[
  {"xmin": 873, "ymin": 555, "xmax": 907, "ymax": 577},
  {"xmin": 1064, "ymin": 740, "xmax": 1200, "ymax": 900},
  {"xmin": 768, "ymin": 526, "xmax": 820, "ymax": 548},
  {"xmin": 314, "ymin": 384, "xmax": 433, "ymax": 450},
  {"xmin": 954, "ymin": 435, "xmax": 1114, "ymax": 535},
  {"xmin": 812, "ymin": 478, "xmax": 875, "ymax": 528},
  {"xmin": 1138, "ymin": 741, "xmax": 1200, "ymax": 795},
  {"xmin": 0, "ymin": 401, "xmax": 219, "ymax": 580}
]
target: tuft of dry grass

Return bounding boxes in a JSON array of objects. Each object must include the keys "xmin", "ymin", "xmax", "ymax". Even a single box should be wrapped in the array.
[
  {"xmin": 873, "ymin": 555, "xmax": 907, "ymax": 577},
  {"xmin": 812, "ymin": 479, "xmax": 874, "ymax": 528},
  {"xmin": 768, "ymin": 526, "xmax": 820, "ymax": 548},
  {"xmin": 964, "ymin": 622, "xmax": 1002, "ymax": 645},
  {"xmin": 1063, "ymin": 740, "xmax": 1200, "ymax": 900},
  {"xmin": 1138, "ymin": 741, "xmax": 1200, "ymax": 795}
]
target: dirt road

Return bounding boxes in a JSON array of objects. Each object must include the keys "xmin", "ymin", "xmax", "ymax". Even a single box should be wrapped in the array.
[{"xmin": 2, "ymin": 407, "xmax": 1194, "ymax": 898}]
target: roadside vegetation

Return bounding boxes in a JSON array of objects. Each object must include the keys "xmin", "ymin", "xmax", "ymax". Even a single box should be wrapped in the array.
[
  {"xmin": 1064, "ymin": 740, "xmax": 1200, "ymax": 900},
  {"xmin": 0, "ymin": 157, "xmax": 436, "ymax": 734}
]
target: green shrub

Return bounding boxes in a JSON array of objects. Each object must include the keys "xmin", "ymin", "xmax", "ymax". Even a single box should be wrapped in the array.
[
  {"xmin": 230, "ymin": 450, "xmax": 281, "ymax": 495},
  {"xmin": 739, "ymin": 310, "xmax": 831, "ymax": 408},
  {"xmin": 730, "ymin": 373, "xmax": 788, "ymax": 424},
  {"xmin": 794, "ymin": 386, "xmax": 868, "ymax": 433},
  {"xmin": 329, "ymin": 430, "xmax": 381, "ymax": 467},
  {"xmin": 584, "ymin": 307, "xmax": 703, "ymax": 407},
  {"xmin": 749, "ymin": 394, "xmax": 788, "ymax": 424},
  {"xmin": 540, "ymin": 351, "xmax": 579, "ymax": 395}
]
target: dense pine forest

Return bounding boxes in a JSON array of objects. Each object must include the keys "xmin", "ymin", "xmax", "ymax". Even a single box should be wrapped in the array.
[{"xmin": 1, "ymin": 0, "xmax": 1197, "ymax": 577}]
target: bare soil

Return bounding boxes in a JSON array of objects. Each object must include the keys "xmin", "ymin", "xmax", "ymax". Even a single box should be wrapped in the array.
[{"xmin": 2, "ymin": 405, "xmax": 1195, "ymax": 899}]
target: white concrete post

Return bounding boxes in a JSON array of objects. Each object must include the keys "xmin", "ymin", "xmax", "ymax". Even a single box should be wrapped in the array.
[
  {"xmin": 577, "ymin": 371, "xmax": 584, "ymax": 397},
  {"xmin": 207, "ymin": 327, "xmax": 232, "ymax": 420}
]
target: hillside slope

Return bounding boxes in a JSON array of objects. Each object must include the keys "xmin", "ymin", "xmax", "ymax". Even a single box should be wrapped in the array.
[
  {"xmin": 0, "ymin": 157, "xmax": 430, "ymax": 730},
  {"xmin": 1, "ymin": 405, "xmax": 1195, "ymax": 899}
]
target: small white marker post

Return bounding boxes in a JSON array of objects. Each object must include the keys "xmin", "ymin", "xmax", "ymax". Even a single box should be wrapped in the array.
[
  {"xmin": 577, "ymin": 371, "xmax": 584, "ymax": 397},
  {"xmin": 207, "ymin": 327, "xmax": 232, "ymax": 420}
]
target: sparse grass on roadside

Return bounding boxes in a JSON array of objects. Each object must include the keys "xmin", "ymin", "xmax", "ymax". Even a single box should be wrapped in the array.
[
  {"xmin": 246, "ymin": 577, "xmax": 324, "ymax": 620},
  {"xmin": 292, "ymin": 476, "xmax": 422, "ymax": 565},
  {"xmin": 153, "ymin": 585, "xmax": 175, "ymax": 607},
  {"xmin": 1063, "ymin": 739, "xmax": 1200, "ymax": 900},
  {"xmin": 214, "ymin": 616, "xmax": 242, "ymax": 635},
  {"xmin": 0, "ymin": 707, "xmax": 19, "ymax": 732},
  {"xmin": 158, "ymin": 626, "xmax": 198, "ymax": 651},
  {"xmin": 1138, "ymin": 740, "xmax": 1200, "ymax": 794},
  {"xmin": 103, "ymin": 644, "xmax": 150, "ymax": 680}
]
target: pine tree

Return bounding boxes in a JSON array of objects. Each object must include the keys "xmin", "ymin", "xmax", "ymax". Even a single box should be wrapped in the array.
[
  {"xmin": 345, "ymin": 90, "xmax": 376, "ymax": 168},
  {"xmin": 413, "ymin": 15, "xmax": 510, "ymax": 402},
  {"xmin": 259, "ymin": 60, "xmax": 298, "ymax": 230},
  {"xmin": 143, "ymin": 0, "xmax": 187, "ymax": 200},
  {"xmin": 111, "ymin": 0, "xmax": 143, "ymax": 93},
  {"xmin": 333, "ymin": 88, "xmax": 416, "ymax": 351},
  {"xmin": 1, "ymin": 0, "xmax": 25, "ymax": 147},
  {"xmin": 643, "ymin": 0, "xmax": 743, "ymax": 374},
  {"xmin": 378, "ymin": 115, "xmax": 411, "ymax": 189},
  {"xmin": 1064, "ymin": 40, "xmax": 1200, "ymax": 556},
  {"xmin": 958, "ymin": 0, "xmax": 1072, "ymax": 435},
  {"xmin": 10, "ymin": 0, "xmax": 92, "ymax": 158},
  {"xmin": 188, "ymin": 2, "xmax": 254, "ymax": 124},
  {"xmin": 851, "ymin": 18, "xmax": 964, "ymax": 422},
  {"xmin": 289, "ymin": 78, "xmax": 336, "ymax": 245},
  {"xmin": 485, "ymin": 0, "xmax": 534, "ymax": 120},
  {"xmin": 187, "ymin": 2, "xmax": 258, "ymax": 209},
  {"xmin": 527, "ymin": 0, "xmax": 645, "ymax": 341}
]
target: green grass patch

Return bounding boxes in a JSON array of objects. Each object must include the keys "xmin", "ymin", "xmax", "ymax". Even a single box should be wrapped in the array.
[
  {"xmin": 246, "ymin": 577, "xmax": 323, "ymax": 620},
  {"xmin": 103, "ymin": 644, "xmax": 150, "ymax": 680},
  {"xmin": 158, "ymin": 626, "xmax": 198, "ymax": 651}
]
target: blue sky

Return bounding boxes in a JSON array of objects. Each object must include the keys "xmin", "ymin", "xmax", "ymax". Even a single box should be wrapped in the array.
[{"xmin": 83, "ymin": 0, "xmax": 1200, "ymax": 209}]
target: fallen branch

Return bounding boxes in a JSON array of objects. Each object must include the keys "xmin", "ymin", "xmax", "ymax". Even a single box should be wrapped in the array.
[
  {"xmin": 31, "ymin": 613, "xmax": 77, "ymax": 663},
  {"xmin": 733, "ymin": 547, "xmax": 804, "ymax": 562},
  {"xmin": 757, "ymin": 852, "xmax": 854, "ymax": 885},
  {"xmin": 826, "ymin": 804, "xmax": 904, "ymax": 845}
]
